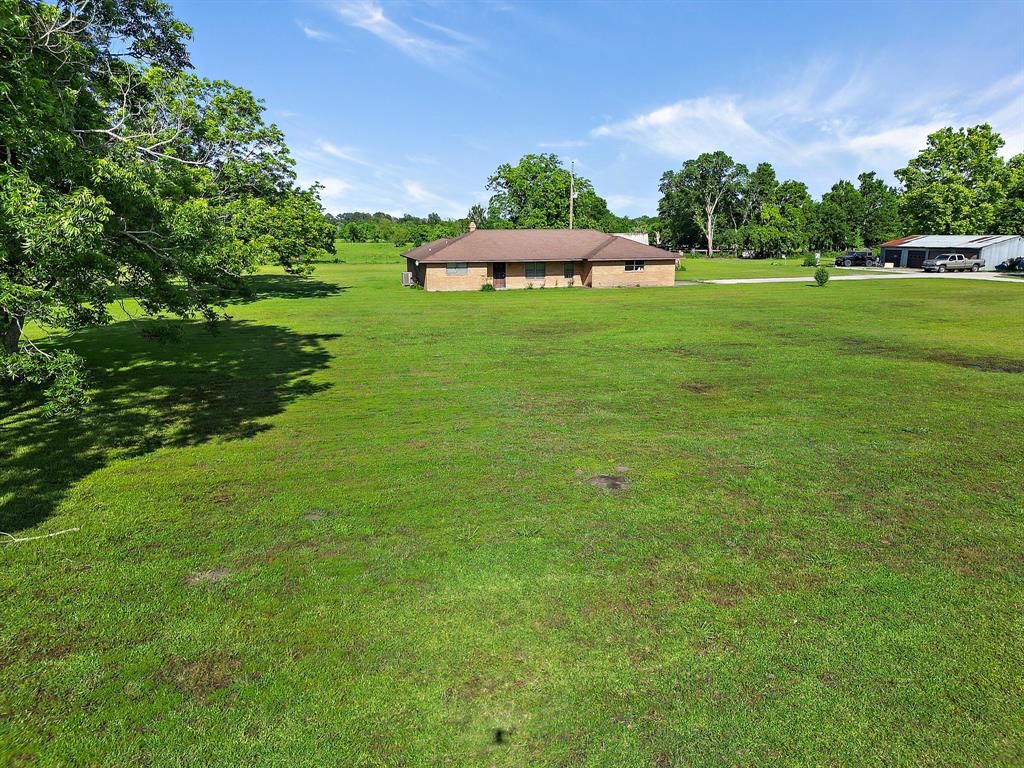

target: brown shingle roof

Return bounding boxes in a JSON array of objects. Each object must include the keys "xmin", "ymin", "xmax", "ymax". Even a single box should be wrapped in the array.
[{"xmin": 402, "ymin": 229, "xmax": 676, "ymax": 263}]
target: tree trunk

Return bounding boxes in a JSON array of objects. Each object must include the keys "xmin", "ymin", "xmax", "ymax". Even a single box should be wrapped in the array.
[
  {"xmin": 706, "ymin": 211, "xmax": 715, "ymax": 257},
  {"xmin": 1, "ymin": 314, "xmax": 23, "ymax": 355}
]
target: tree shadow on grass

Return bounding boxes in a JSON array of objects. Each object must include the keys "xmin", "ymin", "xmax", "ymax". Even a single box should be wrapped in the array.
[
  {"xmin": 0, "ymin": 320, "xmax": 339, "ymax": 533},
  {"xmin": 229, "ymin": 274, "xmax": 350, "ymax": 303}
]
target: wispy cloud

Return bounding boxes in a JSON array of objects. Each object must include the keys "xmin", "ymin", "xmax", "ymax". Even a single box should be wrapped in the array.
[
  {"xmin": 591, "ymin": 60, "xmax": 1024, "ymax": 188},
  {"xmin": 593, "ymin": 97, "xmax": 769, "ymax": 160},
  {"xmin": 413, "ymin": 18, "xmax": 479, "ymax": 46},
  {"xmin": 403, "ymin": 180, "xmax": 467, "ymax": 217},
  {"xmin": 333, "ymin": 1, "xmax": 471, "ymax": 68},
  {"xmin": 319, "ymin": 140, "xmax": 375, "ymax": 168},
  {"xmin": 315, "ymin": 177, "xmax": 352, "ymax": 207},
  {"xmin": 294, "ymin": 139, "xmax": 476, "ymax": 217},
  {"xmin": 298, "ymin": 22, "xmax": 332, "ymax": 41}
]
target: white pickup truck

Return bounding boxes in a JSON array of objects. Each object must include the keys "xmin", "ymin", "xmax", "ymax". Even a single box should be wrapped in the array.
[{"xmin": 922, "ymin": 253, "xmax": 984, "ymax": 272}]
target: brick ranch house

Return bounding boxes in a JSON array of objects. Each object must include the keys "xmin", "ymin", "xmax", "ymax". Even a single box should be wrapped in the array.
[{"xmin": 403, "ymin": 225, "xmax": 678, "ymax": 291}]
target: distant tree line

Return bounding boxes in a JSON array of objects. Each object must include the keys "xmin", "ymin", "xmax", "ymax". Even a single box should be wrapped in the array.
[
  {"xmin": 333, "ymin": 154, "xmax": 662, "ymax": 247},
  {"xmin": 658, "ymin": 124, "xmax": 1023, "ymax": 256},
  {"xmin": 328, "ymin": 211, "xmax": 467, "ymax": 247},
  {"xmin": 335, "ymin": 126, "xmax": 1022, "ymax": 256}
]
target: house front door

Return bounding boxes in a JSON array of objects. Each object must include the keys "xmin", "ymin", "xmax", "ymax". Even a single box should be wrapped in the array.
[{"xmin": 493, "ymin": 262, "xmax": 506, "ymax": 288}]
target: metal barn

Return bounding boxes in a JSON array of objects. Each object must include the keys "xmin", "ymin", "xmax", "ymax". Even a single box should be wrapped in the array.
[{"xmin": 880, "ymin": 235, "xmax": 1024, "ymax": 270}]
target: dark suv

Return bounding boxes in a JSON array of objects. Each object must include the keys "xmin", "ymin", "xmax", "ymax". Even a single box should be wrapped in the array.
[{"xmin": 835, "ymin": 250, "xmax": 879, "ymax": 267}]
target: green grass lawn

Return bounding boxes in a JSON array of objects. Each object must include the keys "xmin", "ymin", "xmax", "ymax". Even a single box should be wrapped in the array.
[
  {"xmin": 676, "ymin": 256, "xmax": 885, "ymax": 281},
  {"xmin": 332, "ymin": 240, "xmax": 407, "ymax": 263},
  {"xmin": 3, "ymin": 264, "xmax": 1023, "ymax": 766}
]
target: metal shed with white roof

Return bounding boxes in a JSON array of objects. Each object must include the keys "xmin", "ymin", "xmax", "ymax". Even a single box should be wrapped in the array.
[{"xmin": 880, "ymin": 235, "xmax": 1024, "ymax": 270}]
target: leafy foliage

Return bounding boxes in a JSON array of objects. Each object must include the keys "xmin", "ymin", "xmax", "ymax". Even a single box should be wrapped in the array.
[
  {"xmin": 659, "ymin": 151, "xmax": 744, "ymax": 255},
  {"xmin": 895, "ymin": 124, "xmax": 1011, "ymax": 234},
  {"xmin": 858, "ymin": 172, "xmax": 902, "ymax": 246},
  {"xmin": 657, "ymin": 123, "xmax": 1022, "ymax": 257},
  {"xmin": 486, "ymin": 153, "xmax": 608, "ymax": 230},
  {"xmin": 0, "ymin": 0, "xmax": 334, "ymax": 411},
  {"xmin": 814, "ymin": 267, "xmax": 830, "ymax": 286}
]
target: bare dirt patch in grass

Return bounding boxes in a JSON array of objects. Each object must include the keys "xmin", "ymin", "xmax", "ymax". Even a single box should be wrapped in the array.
[
  {"xmin": 162, "ymin": 653, "xmax": 241, "ymax": 702},
  {"xmin": 681, "ymin": 382, "xmax": 715, "ymax": 393},
  {"xmin": 704, "ymin": 582, "xmax": 751, "ymax": 608},
  {"xmin": 588, "ymin": 475, "xmax": 630, "ymax": 491},
  {"xmin": 304, "ymin": 509, "xmax": 325, "ymax": 521},
  {"xmin": 186, "ymin": 567, "xmax": 231, "ymax": 585},
  {"xmin": 925, "ymin": 351, "xmax": 1024, "ymax": 374},
  {"xmin": 838, "ymin": 337, "xmax": 1024, "ymax": 373}
]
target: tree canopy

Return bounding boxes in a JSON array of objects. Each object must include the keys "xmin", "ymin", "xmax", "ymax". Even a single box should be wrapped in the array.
[
  {"xmin": 658, "ymin": 151, "xmax": 744, "ymax": 255},
  {"xmin": 895, "ymin": 124, "xmax": 1014, "ymax": 235},
  {"xmin": 485, "ymin": 153, "xmax": 615, "ymax": 230},
  {"xmin": 1, "ymin": 0, "xmax": 334, "ymax": 412},
  {"xmin": 656, "ymin": 123, "xmax": 1021, "ymax": 255}
]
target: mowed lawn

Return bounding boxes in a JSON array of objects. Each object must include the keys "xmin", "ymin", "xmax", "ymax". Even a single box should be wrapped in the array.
[
  {"xmin": 2, "ymin": 264, "xmax": 1023, "ymax": 766},
  {"xmin": 333, "ymin": 240, "xmax": 408, "ymax": 263},
  {"xmin": 676, "ymin": 257, "xmax": 885, "ymax": 281}
]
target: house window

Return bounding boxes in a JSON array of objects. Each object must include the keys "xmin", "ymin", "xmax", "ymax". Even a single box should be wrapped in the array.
[
  {"xmin": 624, "ymin": 260, "xmax": 645, "ymax": 272},
  {"xmin": 446, "ymin": 262, "xmax": 468, "ymax": 275},
  {"xmin": 525, "ymin": 262, "xmax": 546, "ymax": 280},
  {"xmin": 563, "ymin": 262, "xmax": 574, "ymax": 279}
]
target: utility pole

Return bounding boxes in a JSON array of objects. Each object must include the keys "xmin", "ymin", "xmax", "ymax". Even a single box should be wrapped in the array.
[{"xmin": 569, "ymin": 160, "xmax": 575, "ymax": 230}]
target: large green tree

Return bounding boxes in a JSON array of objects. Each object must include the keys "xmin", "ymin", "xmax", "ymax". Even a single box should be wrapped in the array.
[
  {"xmin": 658, "ymin": 151, "xmax": 744, "ymax": 255},
  {"xmin": 857, "ymin": 171, "xmax": 902, "ymax": 246},
  {"xmin": 995, "ymin": 154, "xmax": 1024, "ymax": 235},
  {"xmin": 810, "ymin": 180, "xmax": 866, "ymax": 251},
  {"xmin": 745, "ymin": 178, "xmax": 812, "ymax": 257},
  {"xmin": 485, "ymin": 153, "xmax": 613, "ymax": 230},
  {"xmin": 1, "ymin": 0, "xmax": 333, "ymax": 412},
  {"xmin": 895, "ymin": 124, "xmax": 1009, "ymax": 234},
  {"xmin": 730, "ymin": 162, "xmax": 779, "ymax": 236}
]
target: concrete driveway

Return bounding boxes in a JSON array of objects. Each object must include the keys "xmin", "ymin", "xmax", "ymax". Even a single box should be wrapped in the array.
[{"xmin": 676, "ymin": 272, "xmax": 1023, "ymax": 286}]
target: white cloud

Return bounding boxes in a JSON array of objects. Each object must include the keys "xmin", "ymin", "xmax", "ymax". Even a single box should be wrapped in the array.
[
  {"xmin": 841, "ymin": 123, "xmax": 947, "ymax": 157},
  {"xmin": 591, "ymin": 60, "xmax": 1024, "ymax": 190},
  {"xmin": 319, "ymin": 140, "xmax": 375, "ymax": 168},
  {"xmin": 299, "ymin": 22, "xmax": 332, "ymax": 41},
  {"xmin": 413, "ymin": 18, "xmax": 479, "ymax": 46},
  {"xmin": 593, "ymin": 96, "xmax": 769, "ymax": 160},
  {"xmin": 403, "ymin": 181, "xmax": 466, "ymax": 217},
  {"xmin": 316, "ymin": 176, "xmax": 352, "ymax": 204},
  {"xmin": 295, "ymin": 139, "xmax": 474, "ymax": 216},
  {"xmin": 333, "ymin": 1, "xmax": 469, "ymax": 68}
]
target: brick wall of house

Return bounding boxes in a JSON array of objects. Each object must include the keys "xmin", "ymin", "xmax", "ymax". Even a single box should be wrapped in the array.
[
  {"xmin": 422, "ymin": 263, "xmax": 489, "ymax": 291},
  {"xmin": 502, "ymin": 261, "xmax": 584, "ymax": 289},
  {"xmin": 590, "ymin": 260, "xmax": 676, "ymax": 288},
  {"xmin": 419, "ymin": 259, "xmax": 677, "ymax": 290}
]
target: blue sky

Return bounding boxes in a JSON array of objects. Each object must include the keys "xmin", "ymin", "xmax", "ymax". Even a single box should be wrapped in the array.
[{"xmin": 173, "ymin": 0, "xmax": 1024, "ymax": 218}]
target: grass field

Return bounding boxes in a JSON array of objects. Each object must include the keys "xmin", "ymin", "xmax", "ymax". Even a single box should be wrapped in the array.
[
  {"xmin": 332, "ymin": 240, "xmax": 408, "ymax": 263},
  {"xmin": 676, "ymin": 257, "xmax": 884, "ymax": 280},
  {"xmin": 2, "ymin": 264, "xmax": 1023, "ymax": 766}
]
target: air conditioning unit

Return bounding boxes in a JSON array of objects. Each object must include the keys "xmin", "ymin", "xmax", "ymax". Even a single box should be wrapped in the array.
[{"xmin": 401, "ymin": 271, "xmax": 413, "ymax": 286}]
